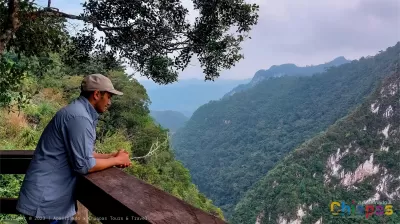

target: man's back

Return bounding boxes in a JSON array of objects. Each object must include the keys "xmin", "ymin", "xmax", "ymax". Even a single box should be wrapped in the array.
[{"xmin": 16, "ymin": 97, "xmax": 98, "ymax": 219}]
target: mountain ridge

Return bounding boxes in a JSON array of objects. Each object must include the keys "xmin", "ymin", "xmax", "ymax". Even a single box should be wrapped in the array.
[
  {"xmin": 150, "ymin": 110, "xmax": 189, "ymax": 133},
  {"xmin": 224, "ymin": 56, "xmax": 351, "ymax": 98},
  {"xmin": 140, "ymin": 79, "xmax": 250, "ymax": 117}
]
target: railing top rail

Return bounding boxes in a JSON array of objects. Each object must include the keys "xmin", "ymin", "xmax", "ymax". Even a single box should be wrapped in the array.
[
  {"xmin": 0, "ymin": 150, "xmax": 34, "ymax": 158},
  {"xmin": 0, "ymin": 150, "xmax": 227, "ymax": 224}
]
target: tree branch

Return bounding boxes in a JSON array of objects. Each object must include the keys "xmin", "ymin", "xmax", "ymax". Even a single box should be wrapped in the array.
[
  {"xmin": 166, "ymin": 40, "xmax": 190, "ymax": 51},
  {"xmin": 131, "ymin": 134, "xmax": 169, "ymax": 160},
  {"xmin": 0, "ymin": 2, "xmax": 189, "ymax": 55},
  {"xmin": 0, "ymin": 0, "xmax": 21, "ymax": 54},
  {"xmin": 36, "ymin": 9, "xmax": 88, "ymax": 23},
  {"xmin": 35, "ymin": 9, "xmax": 132, "ymax": 33}
]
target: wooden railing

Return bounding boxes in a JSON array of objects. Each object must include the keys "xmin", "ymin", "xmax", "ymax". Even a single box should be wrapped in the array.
[{"xmin": 0, "ymin": 150, "xmax": 227, "ymax": 224}]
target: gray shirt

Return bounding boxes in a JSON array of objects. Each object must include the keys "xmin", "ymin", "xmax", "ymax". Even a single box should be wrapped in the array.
[{"xmin": 16, "ymin": 96, "xmax": 98, "ymax": 219}]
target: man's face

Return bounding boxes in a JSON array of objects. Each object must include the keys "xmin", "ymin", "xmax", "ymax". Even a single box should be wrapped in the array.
[{"xmin": 93, "ymin": 91, "xmax": 113, "ymax": 113}]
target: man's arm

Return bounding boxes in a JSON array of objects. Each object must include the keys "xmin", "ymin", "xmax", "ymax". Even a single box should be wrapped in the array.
[
  {"xmin": 89, "ymin": 151, "xmax": 132, "ymax": 173},
  {"xmin": 93, "ymin": 152, "xmax": 114, "ymax": 159},
  {"xmin": 63, "ymin": 116, "xmax": 131, "ymax": 174},
  {"xmin": 88, "ymin": 157, "xmax": 118, "ymax": 173},
  {"xmin": 63, "ymin": 117, "xmax": 97, "ymax": 175}
]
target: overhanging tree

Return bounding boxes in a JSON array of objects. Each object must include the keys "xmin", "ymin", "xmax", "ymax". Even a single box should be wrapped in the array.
[{"xmin": 0, "ymin": 0, "xmax": 259, "ymax": 84}]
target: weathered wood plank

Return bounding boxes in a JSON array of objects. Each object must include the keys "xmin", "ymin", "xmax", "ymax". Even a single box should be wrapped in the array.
[
  {"xmin": 74, "ymin": 202, "xmax": 89, "ymax": 224},
  {"xmin": 76, "ymin": 173, "xmax": 150, "ymax": 224},
  {"xmin": 0, "ymin": 150, "xmax": 34, "ymax": 158},
  {"xmin": 77, "ymin": 168, "xmax": 227, "ymax": 224},
  {"xmin": 0, "ymin": 198, "xmax": 19, "ymax": 214}
]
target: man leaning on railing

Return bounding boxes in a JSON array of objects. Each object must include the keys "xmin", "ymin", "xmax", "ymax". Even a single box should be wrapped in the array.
[{"xmin": 16, "ymin": 74, "xmax": 132, "ymax": 224}]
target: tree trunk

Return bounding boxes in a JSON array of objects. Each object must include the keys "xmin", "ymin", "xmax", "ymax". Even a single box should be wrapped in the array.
[
  {"xmin": 74, "ymin": 201, "xmax": 89, "ymax": 224},
  {"xmin": 0, "ymin": 0, "xmax": 21, "ymax": 54}
]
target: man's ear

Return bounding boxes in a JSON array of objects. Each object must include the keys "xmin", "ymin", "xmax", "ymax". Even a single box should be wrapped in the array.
[{"xmin": 93, "ymin": 90, "xmax": 101, "ymax": 100}]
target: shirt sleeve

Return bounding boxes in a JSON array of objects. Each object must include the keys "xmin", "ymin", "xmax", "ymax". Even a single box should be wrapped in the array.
[{"xmin": 63, "ymin": 116, "xmax": 96, "ymax": 175}]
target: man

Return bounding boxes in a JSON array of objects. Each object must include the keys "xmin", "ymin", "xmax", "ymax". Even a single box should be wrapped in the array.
[{"xmin": 16, "ymin": 74, "xmax": 132, "ymax": 224}]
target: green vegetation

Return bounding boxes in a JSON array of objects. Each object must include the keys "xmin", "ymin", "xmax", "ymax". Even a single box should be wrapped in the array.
[
  {"xmin": 0, "ymin": 0, "xmax": 261, "ymax": 222},
  {"xmin": 0, "ymin": 53, "xmax": 224, "ymax": 223},
  {"xmin": 171, "ymin": 42, "xmax": 400, "ymax": 219},
  {"xmin": 231, "ymin": 67, "xmax": 400, "ymax": 224}
]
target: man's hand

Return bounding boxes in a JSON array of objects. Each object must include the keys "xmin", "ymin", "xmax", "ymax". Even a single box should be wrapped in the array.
[
  {"xmin": 113, "ymin": 149, "xmax": 131, "ymax": 168},
  {"xmin": 109, "ymin": 149, "xmax": 125, "ymax": 158},
  {"xmin": 110, "ymin": 151, "xmax": 118, "ymax": 158},
  {"xmin": 88, "ymin": 149, "xmax": 131, "ymax": 174}
]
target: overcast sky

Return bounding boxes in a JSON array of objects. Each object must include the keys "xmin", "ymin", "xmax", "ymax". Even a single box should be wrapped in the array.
[{"xmin": 37, "ymin": 0, "xmax": 400, "ymax": 81}]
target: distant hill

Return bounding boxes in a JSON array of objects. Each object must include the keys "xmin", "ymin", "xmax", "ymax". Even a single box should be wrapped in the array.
[
  {"xmin": 171, "ymin": 43, "xmax": 400, "ymax": 219},
  {"xmin": 140, "ymin": 78, "xmax": 251, "ymax": 117},
  {"xmin": 150, "ymin": 110, "xmax": 189, "ymax": 133},
  {"xmin": 224, "ymin": 56, "xmax": 350, "ymax": 97}
]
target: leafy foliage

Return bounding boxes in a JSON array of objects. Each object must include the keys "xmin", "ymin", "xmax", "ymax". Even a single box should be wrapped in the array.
[
  {"xmin": 1, "ymin": 0, "xmax": 259, "ymax": 84},
  {"xmin": 78, "ymin": 0, "xmax": 259, "ymax": 83},
  {"xmin": 0, "ymin": 52, "xmax": 224, "ymax": 222},
  {"xmin": 171, "ymin": 42, "xmax": 400, "ymax": 219},
  {"xmin": 0, "ymin": 0, "xmax": 69, "ymax": 56},
  {"xmin": 0, "ymin": 53, "xmax": 28, "ymax": 109}
]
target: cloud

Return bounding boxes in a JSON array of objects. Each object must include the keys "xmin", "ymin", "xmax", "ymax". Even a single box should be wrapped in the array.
[
  {"xmin": 148, "ymin": 0, "xmax": 400, "ymax": 81},
  {"xmin": 209, "ymin": 0, "xmax": 400, "ymax": 80},
  {"xmin": 36, "ymin": 0, "xmax": 400, "ymax": 81},
  {"xmin": 276, "ymin": 0, "xmax": 400, "ymax": 53}
]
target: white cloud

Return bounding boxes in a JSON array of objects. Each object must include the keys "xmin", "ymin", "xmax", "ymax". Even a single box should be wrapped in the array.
[
  {"xmin": 216, "ymin": 0, "xmax": 400, "ymax": 80},
  {"xmin": 36, "ymin": 0, "xmax": 400, "ymax": 81}
]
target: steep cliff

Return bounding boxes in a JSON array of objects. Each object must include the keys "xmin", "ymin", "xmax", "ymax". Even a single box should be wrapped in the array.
[{"xmin": 232, "ymin": 67, "xmax": 400, "ymax": 224}]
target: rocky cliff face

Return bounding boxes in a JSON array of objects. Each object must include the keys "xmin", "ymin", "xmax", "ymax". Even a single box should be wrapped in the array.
[{"xmin": 232, "ymin": 69, "xmax": 400, "ymax": 224}]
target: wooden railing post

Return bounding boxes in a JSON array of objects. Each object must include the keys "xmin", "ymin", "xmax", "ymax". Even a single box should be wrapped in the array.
[{"xmin": 74, "ymin": 202, "xmax": 89, "ymax": 224}]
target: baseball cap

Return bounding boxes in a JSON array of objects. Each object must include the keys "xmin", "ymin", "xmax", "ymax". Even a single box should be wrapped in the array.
[{"xmin": 81, "ymin": 74, "xmax": 123, "ymax": 96}]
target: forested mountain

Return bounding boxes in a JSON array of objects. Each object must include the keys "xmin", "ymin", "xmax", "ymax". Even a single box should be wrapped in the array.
[
  {"xmin": 224, "ymin": 56, "xmax": 350, "ymax": 97},
  {"xmin": 141, "ymin": 79, "xmax": 250, "ymax": 117},
  {"xmin": 232, "ymin": 66, "xmax": 400, "ymax": 224},
  {"xmin": 171, "ymin": 42, "xmax": 400, "ymax": 219},
  {"xmin": 150, "ymin": 110, "xmax": 189, "ymax": 133}
]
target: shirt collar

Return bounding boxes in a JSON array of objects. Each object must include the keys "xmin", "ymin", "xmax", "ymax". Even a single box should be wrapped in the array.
[{"xmin": 78, "ymin": 96, "xmax": 99, "ymax": 122}]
